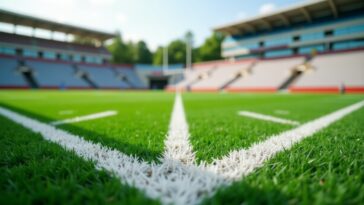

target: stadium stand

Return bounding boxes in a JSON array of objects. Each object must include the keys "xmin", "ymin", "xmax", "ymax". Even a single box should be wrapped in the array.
[
  {"xmin": 114, "ymin": 66, "xmax": 145, "ymax": 88},
  {"xmin": 190, "ymin": 60, "xmax": 254, "ymax": 91},
  {"xmin": 26, "ymin": 59, "xmax": 89, "ymax": 89},
  {"xmin": 0, "ymin": 56, "xmax": 28, "ymax": 88},
  {"xmin": 0, "ymin": 9, "xmax": 144, "ymax": 90},
  {"xmin": 77, "ymin": 65, "xmax": 129, "ymax": 89},
  {"xmin": 227, "ymin": 57, "xmax": 304, "ymax": 92},
  {"xmin": 1, "ymin": 0, "xmax": 363, "ymax": 93},
  {"xmin": 167, "ymin": 0, "xmax": 364, "ymax": 93},
  {"xmin": 215, "ymin": 0, "xmax": 364, "ymax": 60},
  {"xmin": 172, "ymin": 64, "xmax": 216, "ymax": 91},
  {"xmin": 291, "ymin": 50, "xmax": 364, "ymax": 93},
  {"xmin": 0, "ymin": 32, "xmax": 109, "ymax": 57}
]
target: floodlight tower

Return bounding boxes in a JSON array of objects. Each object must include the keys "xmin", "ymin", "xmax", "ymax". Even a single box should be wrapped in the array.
[
  {"xmin": 163, "ymin": 46, "xmax": 168, "ymax": 74},
  {"xmin": 185, "ymin": 31, "xmax": 193, "ymax": 71}
]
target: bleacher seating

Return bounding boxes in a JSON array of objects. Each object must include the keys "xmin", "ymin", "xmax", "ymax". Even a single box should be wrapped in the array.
[
  {"xmin": 78, "ymin": 65, "xmax": 128, "ymax": 88},
  {"xmin": 0, "ymin": 55, "xmax": 145, "ymax": 89},
  {"xmin": 291, "ymin": 51, "xmax": 364, "ymax": 92},
  {"xmin": 1, "ymin": 48, "xmax": 363, "ymax": 93},
  {"xmin": 191, "ymin": 61, "xmax": 253, "ymax": 91},
  {"xmin": 27, "ymin": 59, "xmax": 89, "ymax": 88},
  {"xmin": 114, "ymin": 67, "xmax": 145, "ymax": 88},
  {"xmin": 0, "ymin": 32, "xmax": 109, "ymax": 55},
  {"xmin": 227, "ymin": 57, "xmax": 304, "ymax": 92},
  {"xmin": 0, "ymin": 56, "xmax": 28, "ymax": 88},
  {"xmin": 172, "ymin": 66, "xmax": 215, "ymax": 90}
]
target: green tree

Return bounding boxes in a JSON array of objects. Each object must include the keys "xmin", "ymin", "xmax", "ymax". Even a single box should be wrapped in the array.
[
  {"xmin": 124, "ymin": 41, "xmax": 135, "ymax": 64},
  {"xmin": 153, "ymin": 31, "xmax": 196, "ymax": 66},
  {"xmin": 72, "ymin": 35, "xmax": 98, "ymax": 46},
  {"xmin": 108, "ymin": 32, "xmax": 154, "ymax": 64},
  {"xmin": 152, "ymin": 40, "xmax": 187, "ymax": 66},
  {"xmin": 109, "ymin": 31, "xmax": 225, "ymax": 65},
  {"xmin": 134, "ymin": 41, "xmax": 152, "ymax": 64},
  {"xmin": 168, "ymin": 39, "xmax": 186, "ymax": 65},
  {"xmin": 196, "ymin": 32, "xmax": 224, "ymax": 62},
  {"xmin": 153, "ymin": 46, "xmax": 164, "ymax": 66},
  {"xmin": 107, "ymin": 32, "xmax": 128, "ymax": 64}
]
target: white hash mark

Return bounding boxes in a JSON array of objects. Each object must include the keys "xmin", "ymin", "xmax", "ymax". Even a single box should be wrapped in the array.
[
  {"xmin": 274, "ymin": 110, "xmax": 290, "ymax": 115},
  {"xmin": 50, "ymin": 110, "xmax": 117, "ymax": 126},
  {"xmin": 58, "ymin": 110, "xmax": 75, "ymax": 115},
  {"xmin": 238, "ymin": 110, "xmax": 300, "ymax": 125}
]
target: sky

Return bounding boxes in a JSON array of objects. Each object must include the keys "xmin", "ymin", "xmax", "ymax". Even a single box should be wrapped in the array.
[{"xmin": 0, "ymin": 0, "xmax": 303, "ymax": 50}]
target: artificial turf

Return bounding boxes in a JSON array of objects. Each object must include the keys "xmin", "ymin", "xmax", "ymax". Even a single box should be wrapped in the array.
[
  {"xmin": 0, "ymin": 114, "xmax": 160, "ymax": 205},
  {"xmin": 202, "ymin": 107, "xmax": 364, "ymax": 205},
  {"xmin": 184, "ymin": 93, "xmax": 363, "ymax": 162},
  {"xmin": 0, "ymin": 90, "xmax": 363, "ymax": 204},
  {"xmin": 0, "ymin": 90, "xmax": 174, "ymax": 162}
]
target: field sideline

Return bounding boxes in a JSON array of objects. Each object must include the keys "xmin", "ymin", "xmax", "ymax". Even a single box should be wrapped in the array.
[{"xmin": 0, "ymin": 90, "xmax": 363, "ymax": 204}]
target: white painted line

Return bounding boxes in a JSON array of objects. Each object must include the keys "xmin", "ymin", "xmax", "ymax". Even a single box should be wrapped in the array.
[
  {"xmin": 58, "ymin": 110, "xmax": 74, "ymax": 115},
  {"xmin": 274, "ymin": 110, "xmax": 290, "ymax": 115},
  {"xmin": 0, "ymin": 106, "xmax": 225, "ymax": 205},
  {"xmin": 238, "ymin": 110, "xmax": 300, "ymax": 125},
  {"xmin": 208, "ymin": 100, "xmax": 364, "ymax": 180},
  {"xmin": 163, "ymin": 93, "xmax": 196, "ymax": 165},
  {"xmin": 50, "ymin": 110, "xmax": 117, "ymax": 126},
  {"xmin": 0, "ymin": 99, "xmax": 363, "ymax": 205}
]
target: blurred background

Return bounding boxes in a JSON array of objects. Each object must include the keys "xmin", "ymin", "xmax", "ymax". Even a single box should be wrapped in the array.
[{"xmin": 0, "ymin": 0, "xmax": 363, "ymax": 92}]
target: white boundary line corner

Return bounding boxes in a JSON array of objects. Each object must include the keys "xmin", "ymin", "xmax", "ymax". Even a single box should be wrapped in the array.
[
  {"xmin": 210, "ymin": 100, "xmax": 364, "ymax": 179},
  {"xmin": 0, "ymin": 97, "xmax": 363, "ymax": 205}
]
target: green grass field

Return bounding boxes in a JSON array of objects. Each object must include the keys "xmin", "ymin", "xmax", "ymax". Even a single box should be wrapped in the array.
[{"xmin": 0, "ymin": 90, "xmax": 363, "ymax": 205}]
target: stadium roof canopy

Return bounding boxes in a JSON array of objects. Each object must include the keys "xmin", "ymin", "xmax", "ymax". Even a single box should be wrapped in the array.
[
  {"xmin": 0, "ymin": 8, "xmax": 115, "ymax": 41},
  {"xmin": 214, "ymin": 0, "xmax": 364, "ymax": 35}
]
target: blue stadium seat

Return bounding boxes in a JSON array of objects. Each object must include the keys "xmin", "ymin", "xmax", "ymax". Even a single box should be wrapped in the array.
[
  {"xmin": 27, "ymin": 60, "xmax": 89, "ymax": 88},
  {"xmin": 0, "ymin": 57, "xmax": 28, "ymax": 87}
]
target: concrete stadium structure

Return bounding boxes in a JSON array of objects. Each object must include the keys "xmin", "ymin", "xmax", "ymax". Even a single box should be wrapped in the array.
[
  {"xmin": 0, "ymin": 9, "xmax": 145, "ymax": 89},
  {"xmin": 170, "ymin": 0, "xmax": 364, "ymax": 93},
  {"xmin": 1, "ymin": 0, "xmax": 363, "ymax": 93}
]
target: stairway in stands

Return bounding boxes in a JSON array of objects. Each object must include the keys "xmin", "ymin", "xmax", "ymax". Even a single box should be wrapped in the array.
[
  {"xmin": 73, "ymin": 64, "xmax": 98, "ymax": 89},
  {"xmin": 18, "ymin": 60, "xmax": 38, "ymax": 88},
  {"xmin": 118, "ymin": 74, "xmax": 134, "ymax": 88},
  {"xmin": 220, "ymin": 62, "xmax": 256, "ymax": 91},
  {"xmin": 112, "ymin": 67, "xmax": 134, "ymax": 88},
  {"xmin": 186, "ymin": 67, "xmax": 217, "ymax": 91},
  {"xmin": 278, "ymin": 55, "xmax": 315, "ymax": 91},
  {"xmin": 278, "ymin": 70, "xmax": 303, "ymax": 90}
]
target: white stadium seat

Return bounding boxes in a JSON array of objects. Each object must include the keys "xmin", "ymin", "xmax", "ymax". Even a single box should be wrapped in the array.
[{"xmin": 292, "ymin": 51, "xmax": 364, "ymax": 91}]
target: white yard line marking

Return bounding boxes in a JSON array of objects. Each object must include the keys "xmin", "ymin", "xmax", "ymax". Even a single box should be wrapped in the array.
[
  {"xmin": 58, "ymin": 110, "xmax": 75, "ymax": 115},
  {"xmin": 50, "ymin": 110, "xmax": 117, "ymax": 126},
  {"xmin": 0, "ymin": 106, "xmax": 225, "ymax": 205},
  {"xmin": 0, "ymin": 99, "xmax": 363, "ymax": 205},
  {"xmin": 163, "ymin": 93, "xmax": 196, "ymax": 165},
  {"xmin": 274, "ymin": 110, "xmax": 290, "ymax": 115},
  {"xmin": 238, "ymin": 110, "xmax": 300, "ymax": 125},
  {"xmin": 209, "ymin": 100, "xmax": 364, "ymax": 180}
]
